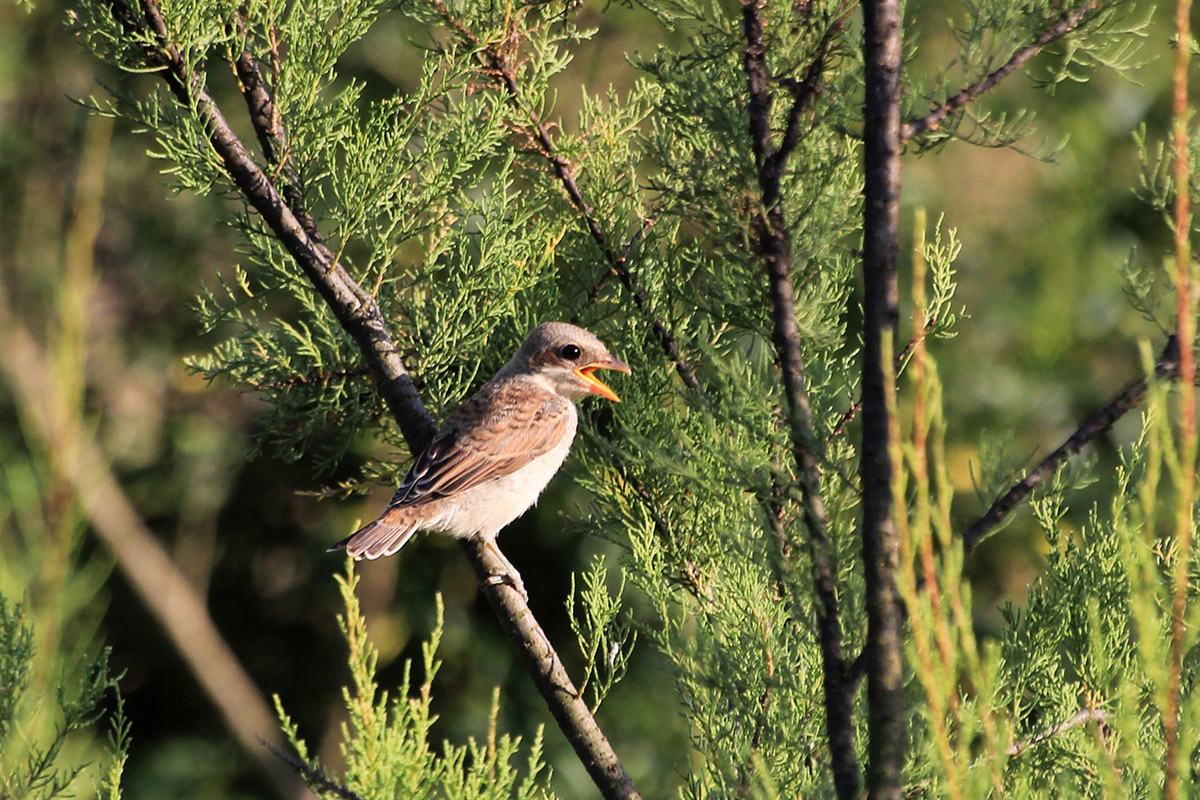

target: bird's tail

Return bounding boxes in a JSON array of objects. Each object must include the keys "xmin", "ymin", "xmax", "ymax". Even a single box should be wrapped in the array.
[{"xmin": 329, "ymin": 508, "xmax": 420, "ymax": 560}]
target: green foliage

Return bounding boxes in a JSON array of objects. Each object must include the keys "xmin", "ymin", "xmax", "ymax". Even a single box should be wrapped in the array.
[
  {"xmin": 565, "ymin": 557, "xmax": 635, "ymax": 713},
  {"xmin": 0, "ymin": 595, "xmax": 127, "ymax": 800},
  {"xmin": 275, "ymin": 566, "xmax": 553, "ymax": 799},
  {"xmin": 59, "ymin": 0, "xmax": 1200, "ymax": 796}
]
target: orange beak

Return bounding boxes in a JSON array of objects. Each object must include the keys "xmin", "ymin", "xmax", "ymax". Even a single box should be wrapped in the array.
[{"xmin": 575, "ymin": 356, "xmax": 631, "ymax": 402}]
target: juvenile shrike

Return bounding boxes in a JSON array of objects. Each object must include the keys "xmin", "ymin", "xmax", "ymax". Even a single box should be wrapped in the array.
[{"xmin": 331, "ymin": 322, "xmax": 629, "ymax": 598}]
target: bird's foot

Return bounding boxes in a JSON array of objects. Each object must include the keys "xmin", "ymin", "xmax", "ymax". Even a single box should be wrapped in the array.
[
  {"xmin": 484, "ymin": 571, "xmax": 528, "ymax": 602},
  {"xmin": 479, "ymin": 538, "xmax": 529, "ymax": 601}
]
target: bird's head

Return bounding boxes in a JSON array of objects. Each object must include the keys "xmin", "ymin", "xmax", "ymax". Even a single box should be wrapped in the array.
[{"xmin": 508, "ymin": 322, "xmax": 631, "ymax": 402}]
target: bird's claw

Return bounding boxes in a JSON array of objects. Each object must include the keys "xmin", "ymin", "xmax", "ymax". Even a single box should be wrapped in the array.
[{"xmin": 484, "ymin": 571, "xmax": 528, "ymax": 602}]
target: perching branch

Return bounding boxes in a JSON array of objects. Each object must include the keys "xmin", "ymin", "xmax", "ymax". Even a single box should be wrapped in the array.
[
  {"xmin": 861, "ymin": 0, "xmax": 906, "ymax": 797},
  {"xmin": 740, "ymin": 4, "xmax": 859, "ymax": 798},
  {"xmin": 901, "ymin": 2, "xmax": 1101, "ymax": 142},
  {"xmin": 461, "ymin": 539, "xmax": 643, "ymax": 800},
  {"xmin": 428, "ymin": 1, "xmax": 701, "ymax": 393},
  {"xmin": 962, "ymin": 336, "xmax": 1180, "ymax": 553},
  {"xmin": 109, "ymin": 5, "xmax": 643, "ymax": 799}
]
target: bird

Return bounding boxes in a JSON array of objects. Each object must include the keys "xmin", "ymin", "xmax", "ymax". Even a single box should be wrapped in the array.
[{"xmin": 331, "ymin": 322, "xmax": 630, "ymax": 599}]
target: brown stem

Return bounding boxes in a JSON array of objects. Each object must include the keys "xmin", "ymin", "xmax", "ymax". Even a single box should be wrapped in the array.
[
  {"xmin": 1164, "ymin": 2, "xmax": 1192, "ymax": 792},
  {"xmin": 828, "ymin": 319, "xmax": 932, "ymax": 440},
  {"xmin": 901, "ymin": 2, "xmax": 1101, "ymax": 142},
  {"xmin": 962, "ymin": 336, "xmax": 1181, "ymax": 553},
  {"xmin": 233, "ymin": 21, "xmax": 323, "ymax": 243},
  {"xmin": 741, "ymin": 3, "xmax": 859, "ymax": 797},
  {"xmin": 861, "ymin": 0, "xmax": 906, "ymax": 796}
]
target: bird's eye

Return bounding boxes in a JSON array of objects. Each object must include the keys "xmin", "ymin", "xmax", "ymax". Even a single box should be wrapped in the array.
[{"xmin": 559, "ymin": 344, "xmax": 581, "ymax": 360}]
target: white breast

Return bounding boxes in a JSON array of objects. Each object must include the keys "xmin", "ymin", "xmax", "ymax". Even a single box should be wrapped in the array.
[{"xmin": 436, "ymin": 403, "xmax": 579, "ymax": 540}]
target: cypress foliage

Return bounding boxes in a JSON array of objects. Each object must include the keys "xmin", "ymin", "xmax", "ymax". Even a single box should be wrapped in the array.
[{"xmin": 55, "ymin": 0, "xmax": 1200, "ymax": 797}]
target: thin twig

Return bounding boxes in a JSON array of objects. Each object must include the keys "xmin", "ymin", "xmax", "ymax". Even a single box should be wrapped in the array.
[
  {"xmin": 258, "ymin": 366, "xmax": 369, "ymax": 392},
  {"xmin": 606, "ymin": 450, "xmax": 708, "ymax": 600},
  {"xmin": 901, "ymin": 2, "xmax": 1101, "ymax": 142},
  {"xmin": 233, "ymin": 18, "xmax": 323, "ymax": 243},
  {"xmin": 740, "ymin": 3, "xmax": 858, "ymax": 797},
  {"xmin": 429, "ymin": 0, "xmax": 701, "ymax": 393},
  {"xmin": 263, "ymin": 741, "xmax": 366, "ymax": 800},
  {"xmin": 828, "ymin": 318, "xmax": 934, "ymax": 441},
  {"xmin": 902, "ymin": 707, "xmax": 1110, "ymax": 797},
  {"xmin": 585, "ymin": 210, "xmax": 664, "ymax": 304},
  {"xmin": 1007, "ymin": 708, "xmax": 1109, "ymax": 757},
  {"xmin": 962, "ymin": 336, "xmax": 1180, "ymax": 553}
]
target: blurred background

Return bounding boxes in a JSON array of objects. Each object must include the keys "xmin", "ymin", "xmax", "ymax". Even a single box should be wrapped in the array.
[{"xmin": 0, "ymin": 1, "xmax": 1185, "ymax": 798}]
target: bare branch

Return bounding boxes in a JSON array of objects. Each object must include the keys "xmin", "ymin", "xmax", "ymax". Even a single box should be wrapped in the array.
[
  {"xmin": 1006, "ymin": 708, "xmax": 1109, "ymax": 757},
  {"xmin": 963, "ymin": 336, "xmax": 1180, "ymax": 553},
  {"xmin": 901, "ymin": 2, "xmax": 1101, "ymax": 142},
  {"xmin": 740, "ymin": 3, "xmax": 859, "ymax": 797},
  {"xmin": 0, "ymin": 297, "xmax": 304, "ymax": 800}
]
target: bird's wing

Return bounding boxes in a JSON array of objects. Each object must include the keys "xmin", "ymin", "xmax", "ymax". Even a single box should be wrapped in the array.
[{"xmin": 387, "ymin": 380, "xmax": 572, "ymax": 507}]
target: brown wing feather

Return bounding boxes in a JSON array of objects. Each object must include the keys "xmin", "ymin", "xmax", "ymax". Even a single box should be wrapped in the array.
[{"xmin": 385, "ymin": 379, "xmax": 570, "ymax": 509}]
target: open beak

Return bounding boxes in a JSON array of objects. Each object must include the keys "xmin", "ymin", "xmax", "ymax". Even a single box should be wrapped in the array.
[{"xmin": 574, "ymin": 356, "xmax": 631, "ymax": 402}]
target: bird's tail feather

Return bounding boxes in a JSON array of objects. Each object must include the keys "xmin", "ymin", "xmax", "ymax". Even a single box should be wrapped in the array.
[{"xmin": 329, "ymin": 509, "xmax": 420, "ymax": 560}]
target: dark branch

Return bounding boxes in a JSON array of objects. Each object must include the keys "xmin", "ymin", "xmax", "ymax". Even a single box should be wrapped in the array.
[
  {"xmin": 263, "ymin": 742, "xmax": 367, "ymax": 800},
  {"xmin": 740, "ymin": 4, "xmax": 859, "ymax": 798},
  {"xmin": 963, "ymin": 336, "xmax": 1181, "ymax": 552},
  {"xmin": 861, "ymin": 0, "xmax": 906, "ymax": 797},
  {"xmin": 901, "ymin": 2, "xmax": 1101, "ymax": 142},
  {"xmin": 762, "ymin": 0, "xmax": 851, "ymax": 200},
  {"xmin": 585, "ymin": 209, "xmax": 664, "ymax": 305},
  {"xmin": 828, "ymin": 318, "xmax": 933, "ymax": 441},
  {"xmin": 232, "ymin": 20, "xmax": 323, "ymax": 243}
]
